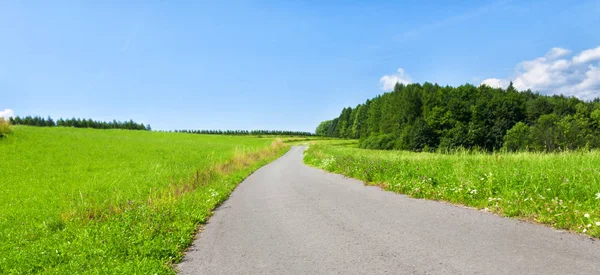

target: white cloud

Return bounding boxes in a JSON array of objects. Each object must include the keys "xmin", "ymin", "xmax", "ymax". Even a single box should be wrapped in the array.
[
  {"xmin": 574, "ymin": 65, "xmax": 600, "ymax": 99},
  {"xmin": 481, "ymin": 78, "xmax": 509, "ymax": 89},
  {"xmin": 545, "ymin": 47, "xmax": 571, "ymax": 59},
  {"xmin": 480, "ymin": 45, "xmax": 600, "ymax": 100},
  {"xmin": 379, "ymin": 68, "xmax": 413, "ymax": 91},
  {"xmin": 573, "ymin": 46, "xmax": 600, "ymax": 64},
  {"xmin": 0, "ymin": 109, "xmax": 14, "ymax": 119}
]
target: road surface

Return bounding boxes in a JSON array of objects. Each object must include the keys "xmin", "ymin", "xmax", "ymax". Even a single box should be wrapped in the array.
[{"xmin": 178, "ymin": 146, "xmax": 600, "ymax": 274}]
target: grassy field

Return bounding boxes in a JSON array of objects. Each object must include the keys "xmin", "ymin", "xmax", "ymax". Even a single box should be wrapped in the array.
[
  {"xmin": 304, "ymin": 142, "xmax": 600, "ymax": 237},
  {"xmin": 0, "ymin": 126, "xmax": 288, "ymax": 274}
]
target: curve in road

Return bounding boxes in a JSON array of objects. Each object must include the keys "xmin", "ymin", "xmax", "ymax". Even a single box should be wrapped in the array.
[{"xmin": 178, "ymin": 146, "xmax": 600, "ymax": 275}]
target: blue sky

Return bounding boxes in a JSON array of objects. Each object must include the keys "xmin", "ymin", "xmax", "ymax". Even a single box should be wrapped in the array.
[{"xmin": 2, "ymin": 0, "xmax": 600, "ymax": 132}]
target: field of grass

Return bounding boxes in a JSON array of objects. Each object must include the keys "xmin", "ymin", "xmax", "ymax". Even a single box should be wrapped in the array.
[
  {"xmin": 0, "ymin": 126, "xmax": 288, "ymax": 274},
  {"xmin": 304, "ymin": 143, "xmax": 600, "ymax": 237},
  {"xmin": 281, "ymin": 136, "xmax": 343, "ymax": 145}
]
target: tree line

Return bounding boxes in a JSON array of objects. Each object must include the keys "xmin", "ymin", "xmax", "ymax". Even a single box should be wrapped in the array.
[
  {"xmin": 7, "ymin": 116, "xmax": 314, "ymax": 136},
  {"xmin": 316, "ymin": 82, "xmax": 600, "ymax": 152},
  {"xmin": 9, "ymin": 116, "xmax": 150, "ymax": 131},
  {"xmin": 172, "ymin": 129, "xmax": 314, "ymax": 136}
]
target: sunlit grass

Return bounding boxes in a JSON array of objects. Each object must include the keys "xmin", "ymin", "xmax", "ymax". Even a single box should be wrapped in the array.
[
  {"xmin": 304, "ymin": 144, "xmax": 600, "ymax": 237},
  {"xmin": 0, "ymin": 118, "xmax": 11, "ymax": 137},
  {"xmin": 0, "ymin": 126, "xmax": 288, "ymax": 274}
]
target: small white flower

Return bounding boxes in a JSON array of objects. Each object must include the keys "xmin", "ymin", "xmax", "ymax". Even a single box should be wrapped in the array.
[
  {"xmin": 587, "ymin": 224, "xmax": 592, "ymax": 228},
  {"xmin": 596, "ymin": 222, "xmax": 600, "ymax": 226},
  {"xmin": 596, "ymin": 192, "xmax": 600, "ymax": 200},
  {"xmin": 583, "ymin": 229, "xmax": 587, "ymax": 233},
  {"xmin": 470, "ymin": 189, "xmax": 477, "ymax": 194},
  {"xmin": 584, "ymin": 213, "xmax": 590, "ymax": 218}
]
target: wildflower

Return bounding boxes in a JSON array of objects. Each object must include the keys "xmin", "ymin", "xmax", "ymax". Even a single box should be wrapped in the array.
[
  {"xmin": 596, "ymin": 192, "xmax": 600, "ymax": 200},
  {"xmin": 583, "ymin": 229, "xmax": 587, "ymax": 233},
  {"xmin": 596, "ymin": 222, "xmax": 600, "ymax": 226},
  {"xmin": 587, "ymin": 224, "xmax": 592, "ymax": 228},
  {"xmin": 584, "ymin": 213, "xmax": 590, "ymax": 218},
  {"xmin": 470, "ymin": 189, "xmax": 477, "ymax": 194}
]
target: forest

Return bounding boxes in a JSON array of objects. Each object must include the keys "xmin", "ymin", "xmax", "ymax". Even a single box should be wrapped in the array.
[
  {"xmin": 7, "ymin": 115, "xmax": 314, "ymax": 136},
  {"xmin": 9, "ymin": 116, "xmax": 150, "ymax": 130},
  {"xmin": 316, "ymin": 82, "xmax": 600, "ymax": 152}
]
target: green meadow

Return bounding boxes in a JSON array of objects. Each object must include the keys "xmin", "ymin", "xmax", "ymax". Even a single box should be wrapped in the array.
[
  {"xmin": 304, "ymin": 142, "xmax": 600, "ymax": 237},
  {"xmin": 4, "ymin": 124, "xmax": 600, "ymax": 274},
  {"xmin": 0, "ymin": 126, "xmax": 287, "ymax": 274}
]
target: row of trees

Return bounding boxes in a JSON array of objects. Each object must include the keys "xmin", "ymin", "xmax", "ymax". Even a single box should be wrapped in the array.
[
  {"xmin": 8, "ymin": 116, "xmax": 314, "ymax": 136},
  {"xmin": 173, "ymin": 129, "xmax": 314, "ymax": 136},
  {"xmin": 316, "ymin": 82, "xmax": 600, "ymax": 152},
  {"xmin": 9, "ymin": 116, "xmax": 150, "ymax": 131}
]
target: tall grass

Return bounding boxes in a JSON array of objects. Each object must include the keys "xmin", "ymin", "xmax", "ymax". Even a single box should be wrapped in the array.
[
  {"xmin": 0, "ymin": 118, "xmax": 11, "ymax": 137},
  {"xmin": 0, "ymin": 126, "xmax": 288, "ymax": 274},
  {"xmin": 304, "ymin": 144, "xmax": 600, "ymax": 237}
]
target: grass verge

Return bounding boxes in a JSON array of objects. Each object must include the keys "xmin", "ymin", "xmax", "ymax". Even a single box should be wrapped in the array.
[
  {"xmin": 304, "ymin": 144, "xmax": 600, "ymax": 238},
  {"xmin": 0, "ymin": 127, "xmax": 288, "ymax": 274}
]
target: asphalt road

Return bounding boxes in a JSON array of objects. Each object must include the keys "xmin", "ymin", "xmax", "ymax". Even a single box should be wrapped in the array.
[{"xmin": 178, "ymin": 146, "xmax": 600, "ymax": 275}]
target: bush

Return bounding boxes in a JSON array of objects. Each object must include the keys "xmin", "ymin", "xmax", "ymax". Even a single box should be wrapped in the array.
[
  {"xmin": 0, "ymin": 118, "xmax": 11, "ymax": 137},
  {"xmin": 503, "ymin": 122, "xmax": 530, "ymax": 152},
  {"xmin": 358, "ymin": 134, "xmax": 396, "ymax": 150}
]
